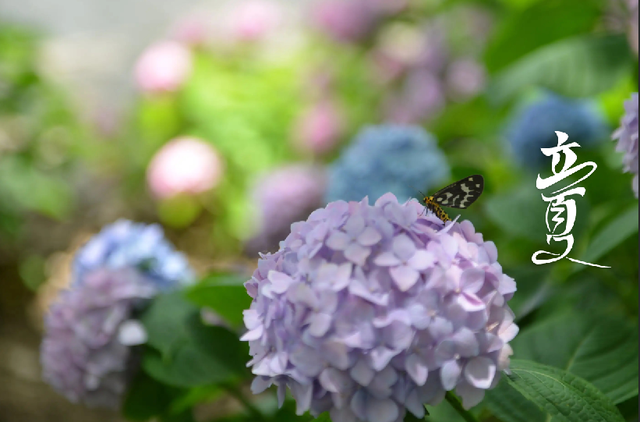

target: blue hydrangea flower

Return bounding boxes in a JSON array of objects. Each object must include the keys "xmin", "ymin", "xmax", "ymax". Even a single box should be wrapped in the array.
[
  {"xmin": 612, "ymin": 93, "xmax": 638, "ymax": 197},
  {"xmin": 73, "ymin": 219, "xmax": 194, "ymax": 290},
  {"xmin": 506, "ymin": 92, "xmax": 609, "ymax": 168},
  {"xmin": 42, "ymin": 220, "xmax": 195, "ymax": 408},
  {"xmin": 325, "ymin": 125, "xmax": 450, "ymax": 204},
  {"xmin": 242, "ymin": 194, "xmax": 518, "ymax": 421}
]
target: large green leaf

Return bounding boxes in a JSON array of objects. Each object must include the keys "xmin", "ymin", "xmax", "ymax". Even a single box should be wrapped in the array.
[
  {"xmin": 484, "ymin": 379, "xmax": 546, "ymax": 422},
  {"xmin": 186, "ymin": 272, "xmax": 252, "ymax": 327},
  {"xmin": 141, "ymin": 291, "xmax": 197, "ymax": 358},
  {"xmin": 578, "ymin": 204, "xmax": 639, "ymax": 270},
  {"xmin": 122, "ymin": 371, "xmax": 176, "ymax": 421},
  {"xmin": 140, "ymin": 291, "xmax": 249, "ymax": 387},
  {"xmin": 506, "ymin": 360, "xmax": 626, "ymax": 422},
  {"xmin": 484, "ymin": 184, "xmax": 550, "ymax": 241},
  {"xmin": 485, "ymin": 0, "xmax": 603, "ymax": 73},
  {"xmin": 142, "ymin": 345, "xmax": 239, "ymax": 388},
  {"xmin": 512, "ymin": 313, "xmax": 638, "ymax": 404},
  {"xmin": 489, "ymin": 35, "xmax": 633, "ymax": 104}
]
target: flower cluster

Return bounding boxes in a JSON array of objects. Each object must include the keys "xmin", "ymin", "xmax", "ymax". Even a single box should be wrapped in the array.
[
  {"xmin": 325, "ymin": 125, "xmax": 449, "ymax": 204},
  {"xmin": 242, "ymin": 194, "xmax": 518, "ymax": 421},
  {"xmin": 41, "ymin": 268, "xmax": 154, "ymax": 408},
  {"xmin": 613, "ymin": 93, "xmax": 639, "ymax": 197},
  {"xmin": 246, "ymin": 165, "xmax": 326, "ymax": 254},
  {"xmin": 506, "ymin": 92, "xmax": 608, "ymax": 168},
  {"xmin": 73, "ymin": 219, "xmax": 194, "ymax": 290},
  {"xmin": 134, "ymin": 40, "xmax": 192, "ymax": 93},
  {"xmin": 147, "ymin": 136, "xmax": 224, "ymax": 199},
  {"xmin": 42, "ymin": 221, "xmax": 195, "ymax": 408},
  {"xmin": 310, "ymin": 0, "xmax": 405, "ymax": 43}
]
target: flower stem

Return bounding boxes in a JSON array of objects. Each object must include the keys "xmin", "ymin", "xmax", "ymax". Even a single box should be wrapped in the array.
[
  {"xmin": 445, "ymin": 392, "xmax": 480, "ymax": 422},
  {"xmin": 222, "ymin": 383, "xmax": 267, "ymax": 421}
]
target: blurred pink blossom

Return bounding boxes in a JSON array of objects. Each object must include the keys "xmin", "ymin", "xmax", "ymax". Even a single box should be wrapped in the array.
[
  {"xmin": 229, "ymin": 0, "xmax": 283, "ymax": 42},
  {"xmin": 311, "ymin": 0, "xmax": 376, "ymax": 42},
  {"xmin": 384, "ymin": 69, "xmax": 444, "ymax": 124},
  {"xmin": 134, "ymin": 41, "xmax": 192, "ymax": 93},
  {"xmin": 445, "ymin": 58, "xmax": 486, "ymax": 101},
  {"xmin": 170, "ymin": 16, "xmax": 208, "ymax": 46},
  {"xmin": 294, "ymin": 100, "xmax": 344, "ymax": 155},
  {"xmin": 147, "ymin": 137, "xmax": 223, "ymax": 199}
]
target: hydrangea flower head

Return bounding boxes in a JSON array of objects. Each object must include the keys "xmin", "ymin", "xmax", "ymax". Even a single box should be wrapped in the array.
[
  {"xmin": 42, "ymin": 221, "xmax": 195, "ymax": 407},
  {"xmin": 325, "ymin": 125, "xmax": 450, "ymax": 204},
  {"xmin": 41, "ymin": 268, "xmax": 154, "ymax": 408},
  {"xmin": 73, "ymin": 219, "xmax": 194, "ymax": 290},
  {"xmin": 506, "ymin": 92, "xmax": 608, "ymax": 168},
  {"xmin": 134, "ymin": 40, "xmax": 192, "ymax": 93},
  {"xmin": 613, "ymin": 93, "xmax": 639, "ymax": 197},
  {"xmin": 242, "ymin": 194, "xmax": 518, "ymax": 421},
  {"xmin": 147, "ymin": 136, "xmax": 224, "ymax": 199},
  {"xmin": 246, "ymin": 165, "xmax": 326, "ymax": 254}
]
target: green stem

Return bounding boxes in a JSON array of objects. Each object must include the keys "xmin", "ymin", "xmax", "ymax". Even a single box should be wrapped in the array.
[
  {"xmin": 222, "ymin": 383, "xmax": 267, "ymax": 421},
  {"xmin": 445, "ymin": 392, "xmax": 480, "ymax": 422}
]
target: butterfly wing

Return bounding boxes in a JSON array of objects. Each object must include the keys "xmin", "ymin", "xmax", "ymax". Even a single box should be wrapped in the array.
[{"xmin": 432, "ymin": 175, "xmax": 484, "ymax": 209}]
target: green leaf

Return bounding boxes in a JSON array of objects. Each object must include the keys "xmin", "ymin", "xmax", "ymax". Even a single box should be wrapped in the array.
[
  {"xmin": 141, "ymin": 291, "xmax": 197, "ymax": 359},
  {"xmin": 122, "ymin": 371, "xmax": 176, "ymax": 421},
  {"xmin": 512, "ymin": 313, "xmax": 638, "ymax": 404},
  {"xmin": 489, "ymin": 35, "xmax": 633, "ymax": 105},
  {"xmin": 484, "ymin": 379, "xmax": 546, "ymax": 422},
  {"xmin": 484, "ymin": 184, "xmax": 549, "ymax": 241},
  {"xmin": 186, "ymin": 272, "xmax": 252, "ymax": 327},
  {"xmin": 578, "ymin": 204, "xmax": 639, "ymax": 269},
  {"xmin": 142, "ymin": 345, "xmax": 239, "ymax": 388},
  {"xmin": 485, "ymin": 0, "xmax": 603, "ymax": 73},
  {"xmin": 140, "ymin": 291, "xmax": 249, "ymax": 387},
  {"xmin": 506, "ymin": 359, "xmax": 626, "ymax": 422}
]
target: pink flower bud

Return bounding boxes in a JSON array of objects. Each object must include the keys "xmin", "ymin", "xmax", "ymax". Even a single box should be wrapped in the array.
[
  {"xmin": 134, "ymin": 41, "xmax": 192, "ymax": 93},
  {"xmin": 147, "ymin": 137, "xmax": 223, "ymax": 199}
]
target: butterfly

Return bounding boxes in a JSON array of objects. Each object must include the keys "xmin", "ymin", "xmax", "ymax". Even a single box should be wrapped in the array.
[{"xmin": 421, "ymin": 175, "xmax": 484, "ymax": 222}]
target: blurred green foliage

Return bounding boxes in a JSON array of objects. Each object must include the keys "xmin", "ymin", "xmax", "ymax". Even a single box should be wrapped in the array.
[{"xmin": 1, "ymin": 0, "xmax": 638, "ymax": 421}]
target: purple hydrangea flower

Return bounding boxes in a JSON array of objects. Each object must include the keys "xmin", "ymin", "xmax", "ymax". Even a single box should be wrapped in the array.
[
  {"xmin": 613, "ymin": 93, "xmax": 639, "ymax": 197},
  {"xmin": 242, "ymin": 194, "xmax": 518, "ymax": 421},
  {"xmin": 245, "ymin": 165, "xmax": 327, "ymax": 254},
  {"xmin": 42, "ymin": 220, "xmax": 195, "ymax": 407},
  {"xmin": 73, "ymin": 219, "xmax": 194, "ymax": 290},
  {"xmin": 41, "ymin": 268, "xmax": 156, "ymax": 408}
]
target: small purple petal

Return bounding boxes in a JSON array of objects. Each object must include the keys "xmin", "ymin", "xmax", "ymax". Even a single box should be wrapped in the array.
[
  {"xmin": 350, "ymin": 359, "xmax": 375, "ymax": 386},
  {"xmin": 389, "ymin": 265, "xmax": 420, "ymax": 291},
  {"xmin": 344, "ymin": 243, "xmax": 371, "ymax": 266},
  {"xmin": 374, "ymin": 251, "xmax": 403, "ymax": 267},
  {"xmin": 405, "ymin": 354, "xmax": 428, "ymax": 386},
  {"xmin": 440, "ymin": 360, "xmax": 462, "ymax": 390},
  {"xmin": 407, "ymin": 250, "xmax": 436, "ymax": 270},
  {"xmin": 366, "ymin": 398, "xmax": 399, "ymax": 422},
  {"xmin": 326, "ymin": 231, "xmax": 352, "ymax": 251},
  {"xmin": 392, "ymin": 234, "xmax": 417, "ymax": 261},
  {"xmin": 358, "ymin": 226, "xmax": 383, "ymax": 246},
  {"xmin": 464, "ymin": 356, "xmax": 496, "ymax": 389}
]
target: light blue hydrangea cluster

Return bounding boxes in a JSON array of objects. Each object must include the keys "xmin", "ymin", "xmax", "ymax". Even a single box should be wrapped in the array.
[
  {"xmin": 42, "ymin": 220, "xmax": 195, "ymax": 408},
  {"xmin": 242, "ymin": 194, "xmax": 518, "ymax": 421},
  {"xmin": 73, "ymin": 219, "xmax": 194, "ymax": 290},
  {"xmin": 506, "ymin": 92, "xmax": 608, "ymax": 168},
  {"xmin": 325, "ymin": 125, "xmax": 450, "ymax": 204}
]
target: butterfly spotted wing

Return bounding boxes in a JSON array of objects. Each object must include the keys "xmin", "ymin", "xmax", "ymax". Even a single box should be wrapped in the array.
[{"xmin": 431, "ymin": 175, "xmax": 484, "ymax": 209}]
